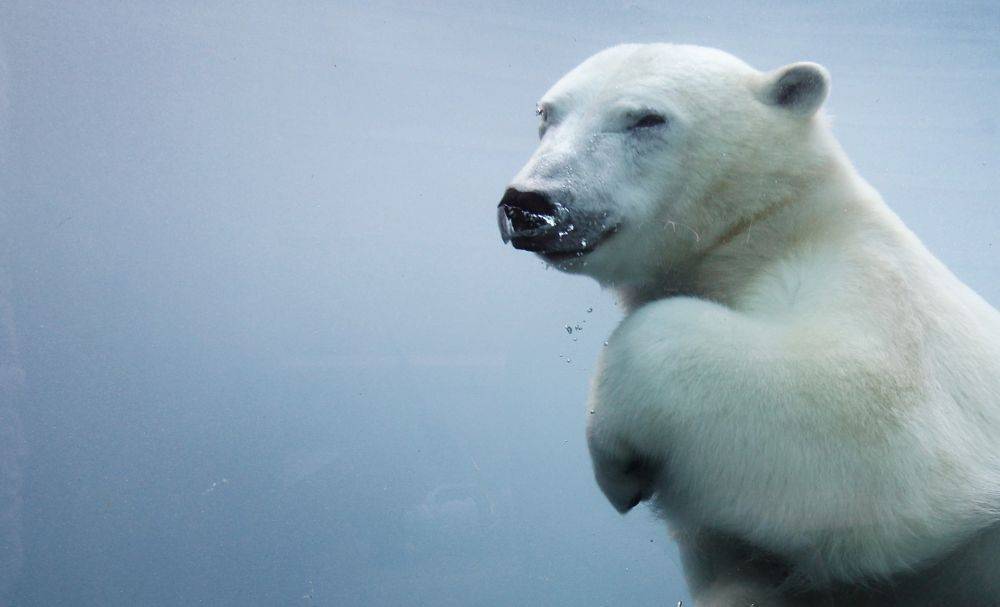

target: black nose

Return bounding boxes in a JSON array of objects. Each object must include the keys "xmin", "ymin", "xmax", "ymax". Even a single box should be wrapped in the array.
[
  {"xmin": 500, "ymin": 188, "xmax": 556, "ymax": 222},
  {"xmin": 497, "ymin": 188, "xmax": 563, "ymax": 249}
]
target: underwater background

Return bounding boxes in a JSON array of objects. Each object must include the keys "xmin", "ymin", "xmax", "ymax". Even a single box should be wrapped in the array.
[{"xmin": 0, "ymin": 1, "xmax": 997, "ymax": 605}]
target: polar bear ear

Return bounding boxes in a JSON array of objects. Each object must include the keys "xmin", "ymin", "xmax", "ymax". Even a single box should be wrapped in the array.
[{"xmin": 759, "ymin": 62, "xmax": 830, "ymax": 118}]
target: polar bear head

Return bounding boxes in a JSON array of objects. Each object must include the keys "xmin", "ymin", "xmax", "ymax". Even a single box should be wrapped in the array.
[{"xmin": 497, "ymin": 44, "xmax": 833, "ymax": 289}]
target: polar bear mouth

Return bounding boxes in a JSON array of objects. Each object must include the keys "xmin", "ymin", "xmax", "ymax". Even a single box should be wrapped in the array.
[
  {"xmin": 497, "ymin": 188, "xmax": 619, "ymax": 261},
  {"xmin": 498, "ymin": 209, "xmax": 619, "ymax": 261},
  {"xmin": 536, "ymin": 226, "xmax": 620, "ymax": 262}
]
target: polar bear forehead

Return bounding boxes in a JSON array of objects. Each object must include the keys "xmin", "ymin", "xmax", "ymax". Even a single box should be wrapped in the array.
[{"xmin": 540, "ymin": 43, "xmax": 759, "ymax": 115}]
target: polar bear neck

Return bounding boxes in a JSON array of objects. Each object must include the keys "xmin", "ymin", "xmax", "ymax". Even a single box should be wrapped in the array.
[{"xmin": 618, "ymin": 135, "xmax": 888, "ymax": 312}]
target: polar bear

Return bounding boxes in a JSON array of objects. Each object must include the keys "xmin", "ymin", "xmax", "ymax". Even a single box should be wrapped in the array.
[{"xmin": 497, "ymin": 44, "xmax": 1000, "ymax": 606}]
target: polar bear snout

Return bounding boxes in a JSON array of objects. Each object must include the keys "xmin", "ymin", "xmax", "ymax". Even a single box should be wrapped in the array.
[
  {"xmin": 497, "ymin": 187, "xmax": 619, "ymax": 261},
  {"xmin": 497, "ymin": 188, "xmax": 560, "ymax": 240},
  {"xmin": 497, "ymin": 187, "xmax": 574, "ymax": 255}
]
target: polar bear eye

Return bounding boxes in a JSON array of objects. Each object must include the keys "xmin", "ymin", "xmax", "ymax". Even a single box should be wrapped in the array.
[
  {"xmin": 536, "ymin": 105, "xmax": 554, "ymax": 139},
  {"xmin": 630, "ymin": 113, "xmax": 667, "ymax": 130}
]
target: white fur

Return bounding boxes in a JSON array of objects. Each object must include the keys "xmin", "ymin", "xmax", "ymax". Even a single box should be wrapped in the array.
[{"xmin": 506, "ymin": 44, "xmax": 1000, "ymax": 603}]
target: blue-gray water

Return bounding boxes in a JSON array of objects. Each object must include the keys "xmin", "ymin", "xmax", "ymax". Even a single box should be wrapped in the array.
[{"xmin": 0, "ymin": 2, "xmax": 996, "ymax": 605}]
